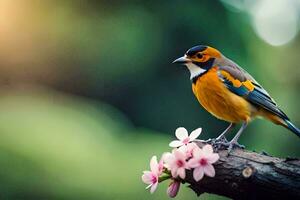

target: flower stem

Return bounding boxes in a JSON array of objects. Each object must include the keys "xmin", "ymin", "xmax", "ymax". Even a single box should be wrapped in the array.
[{"xmin": 159, "ymin": 173, "xmax": 171, "ymax": 182}]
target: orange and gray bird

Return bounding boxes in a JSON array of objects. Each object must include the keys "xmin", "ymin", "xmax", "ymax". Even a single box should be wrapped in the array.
[{"xmin": 173, "ymin": 45, "xmax": 300, "ymax": 150}]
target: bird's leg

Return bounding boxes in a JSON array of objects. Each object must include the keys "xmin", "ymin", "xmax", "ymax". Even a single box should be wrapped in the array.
[
  {"xmin": 204, "ymin": 123, "xmax": 235, "ymax": 144},
  {"xmin": 215, "ymin": 123, "xmax": 235, "ymax": 142},
  {"xmin": 226, "ymin": 122, "xmax": 248, "ymax": 152}
]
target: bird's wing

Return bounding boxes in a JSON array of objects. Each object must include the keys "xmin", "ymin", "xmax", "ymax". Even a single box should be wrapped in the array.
[{"xmin": 218, "ymin": 65, "xmax": 288, "ymax": 120}]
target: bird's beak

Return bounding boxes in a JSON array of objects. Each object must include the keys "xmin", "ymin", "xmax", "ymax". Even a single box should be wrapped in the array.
[{"xmin": 172, "ymin": 56, "xmax": 191, "ymax": 64}]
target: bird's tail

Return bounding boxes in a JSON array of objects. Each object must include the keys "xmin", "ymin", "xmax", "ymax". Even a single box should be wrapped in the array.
[
  {"xmin": 260, "ymin": 110, "xmax": 300, "ymax": 138},
  {"xmin": 284, "ymin": 119, "xmax": 300, "ymax": 138}
]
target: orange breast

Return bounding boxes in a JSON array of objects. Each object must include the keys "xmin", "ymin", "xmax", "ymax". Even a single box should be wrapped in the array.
[{"xmin": 192, "ymin": 67, "xmax": 252, "ymax": 123}]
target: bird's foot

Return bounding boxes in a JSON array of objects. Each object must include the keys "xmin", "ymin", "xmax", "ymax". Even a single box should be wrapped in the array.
[
  {"xmin": 197, "ymin": 137, "xmax": 244, "ymax": 153},
  {"xmin": 202, "ymin": 136, "xmax": 229, "ymax": 149},
  {"xmin": 214, "ymin": 136, "xmax": 229, "ymax": 144},
  {"xmin": 202, "ymin": 136, "xmax": 228, "ymax": 145},
  {"xmin": 220, "ymin": 141, "xmax": 245, "ymax": 153}
]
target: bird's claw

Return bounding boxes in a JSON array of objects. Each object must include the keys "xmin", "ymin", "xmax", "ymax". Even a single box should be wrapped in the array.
[
  {"xmin": 209, "ymin": 140, "xmax": 245, "ymax": 153},
  {"xmin": 203, "ymin": 136, "xmax": 228, "ymax": 144},
  {"xmin": 198, "ymin": 137, "xmax": 244, "ymax": 154},
  {"xmin": 214, "ymin": 136, "xmax": 229, "ymax": 144},
  {"xmin": 201, "ymin": 137, "xmax": 229, "ymax": 149},
  {"xmin": 223, "ymin": 142, "xmax": 245, "ymax": 153},
  {"xmin": 202, "ymin": 137, "xmax": 229, "ymax": 149}
]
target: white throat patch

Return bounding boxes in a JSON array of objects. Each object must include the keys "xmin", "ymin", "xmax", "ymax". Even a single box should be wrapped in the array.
[{"xmin": 185, "ymin": 63, "xmax": 207, "ymax": 80}]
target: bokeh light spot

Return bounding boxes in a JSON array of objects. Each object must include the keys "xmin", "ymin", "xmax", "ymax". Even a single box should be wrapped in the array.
[{"xmin": 250, "ymin": 0, "xmax": 299, "ymax": 46}]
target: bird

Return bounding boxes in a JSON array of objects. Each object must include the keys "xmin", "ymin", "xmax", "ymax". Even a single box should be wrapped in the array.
[{"xmin": 173, "ymin": 45, "xmax": 300, "ymax": 151}]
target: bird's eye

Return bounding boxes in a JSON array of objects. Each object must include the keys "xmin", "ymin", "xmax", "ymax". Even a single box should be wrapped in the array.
[{"xmin": 196, "ymin": 53, "xmax": 203, "ymax": 59}]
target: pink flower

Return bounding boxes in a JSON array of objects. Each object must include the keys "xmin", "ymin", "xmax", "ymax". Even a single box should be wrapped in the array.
[
  {"xmin": 167, "ymin": 180, "xmax": 181, "ymax": 198},
  {"xmin": 142, "ymin": 171, "xmax": 158, "ymax": 193},
  {"xmin": 187, "ymin": 145, "xmax": 219, "ymax": 181},
  {"xmin": 151, "ymin": 155, "xmax": 164, "ymax": 175},
  {"xmin": 178, "ymin": 142, "xmax": 199, "ymax": 158},
  {"xmin": 169, "ymin": 127, "xmax": 202, "ymax": 148},
  {"xmin": 164, "ymin": 149, "xmax": 189, "ymax": 179},
  {"xmin": 142, "ymin": 156, "xmax": 163, "ymax": 193}
]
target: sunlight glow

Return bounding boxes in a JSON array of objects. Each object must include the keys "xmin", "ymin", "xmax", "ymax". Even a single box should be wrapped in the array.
[
  {"xmin": 250, "ymin": 0, "xmax": 299, "ymax": 46},
  {"xmin": 221, "ymin": 0, "xmax": 300, "ymax": 46}
]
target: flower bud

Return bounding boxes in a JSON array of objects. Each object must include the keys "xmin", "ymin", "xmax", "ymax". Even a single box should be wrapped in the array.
[{"xmin": 167, "ymin": 180, "xmax": 180, "ymax": 198}]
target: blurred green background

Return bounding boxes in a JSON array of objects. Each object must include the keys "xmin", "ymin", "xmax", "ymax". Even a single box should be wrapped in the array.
[{"xmin": 0, "ymin": 0, "xmax": 299, "ymax": 199}]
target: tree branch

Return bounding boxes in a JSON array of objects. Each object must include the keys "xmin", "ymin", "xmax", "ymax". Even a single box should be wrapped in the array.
[{"xmin": 184, "ymin": 141, "xmax": 300, "ymax": 200}]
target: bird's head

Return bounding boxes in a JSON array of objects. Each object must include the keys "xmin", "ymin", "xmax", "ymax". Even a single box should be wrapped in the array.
[{"xmin": 173, "ymin": 45, "xmax": 222, "ymax": 80}]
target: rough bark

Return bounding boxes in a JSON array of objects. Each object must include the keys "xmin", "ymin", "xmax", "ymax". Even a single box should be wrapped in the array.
[{"xmin": 184, "ymin": 141, "xmax": 300, "ymax": 200}]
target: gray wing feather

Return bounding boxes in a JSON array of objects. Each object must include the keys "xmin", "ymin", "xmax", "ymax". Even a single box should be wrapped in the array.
[{"xmin": 218, "ymin": 57, "xmax": 275, "ymax": 103}]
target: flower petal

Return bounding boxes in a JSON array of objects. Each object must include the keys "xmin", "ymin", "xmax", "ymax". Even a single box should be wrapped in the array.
[
  {"xmin": 177, "ymin": 167, "xmax": 186, "ymax": 179},
  {"xmin": 171, "ymin": 168, "xmax": 178, "ymax": 178},
  {"xmin": 169, "ymin": 140, "xmax": 183, "ymax": 148},
  {"xmin": 163, "ymin": 153, "xmax": 175, "ymax": 170},
  {"xmin": 162, "ymin": 152, "xmax": 173, "ymax": 162},
  {"xmin": 193, "ymin": 167, "xmax": 204, "ymax": 181},
  {"xmin": 189, "ymin": 128, "xmax": 202, "ymax": 141},
  {"xmin": 174, "ymin": 149, "xmax": 186, "ymax": 161},
  {"xmin": 202, "ymin": 144, "xmax": 214, "ymax": 154},
  {"xmin": 187, "ymin": 143, "xmax": 199, "ymax": 157},
  {"xmin": 150, "ymin": 156, "xmax": 158, "ymax": 174},
  {"xmin": 187, "ymin": 142, "xmax": 198, "ymax": 151},
  {"xmin": 207, "ymin": 153, "xmax": 220, "ymax": 164},
  {"xmin": 192, "ymin": 147, "xmax": 203, "ymax": 159},
  {"xmin": 142, "ymin": 171, "xmax": 153, "ymax": 184},
  {"xmin": 175, "ymin": 127, "xmax": 188, "ymax": 140},
  {"xmin": 178, "ymin": 144, "xmax": 187, "ymax": 153},
  {"xmin": 158, "ymin": 158, "xmax": 164, "ymax": 174},
  {"xmin": 204, "ymin": 164, "xmax": 215, "ymax": 177},
  {"xmin": 150, "ymin": 182, "xmax": 158, "ymax": 193},
  {"xmin": 187, "ymin": 158, "xmax": 199, "ymax": 168}
]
